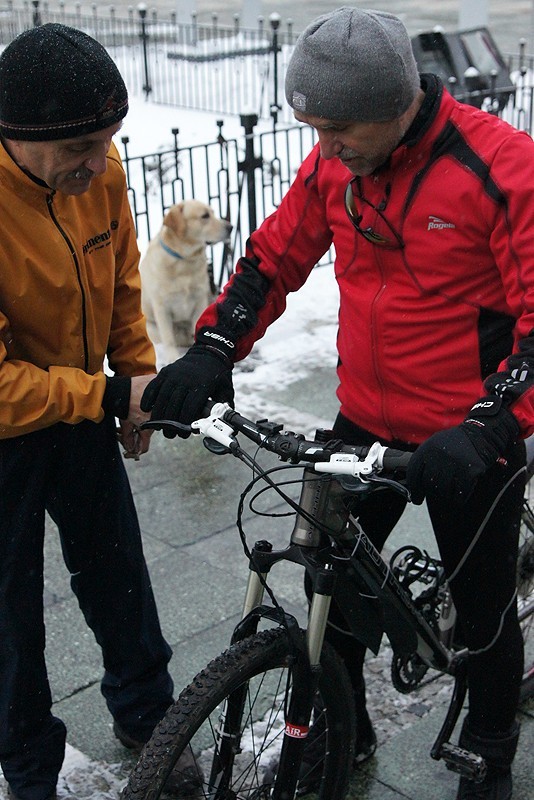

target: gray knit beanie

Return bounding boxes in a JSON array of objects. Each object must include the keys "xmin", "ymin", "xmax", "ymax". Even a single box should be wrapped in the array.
[{"xmin": 285, "ymin": 7, "xmax": 420, "ymax": 121}]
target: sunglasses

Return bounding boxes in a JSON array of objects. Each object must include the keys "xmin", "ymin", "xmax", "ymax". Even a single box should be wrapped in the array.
[{"xmin": 344, "ymin": 177, "xmax": 404, "ymax": 249}]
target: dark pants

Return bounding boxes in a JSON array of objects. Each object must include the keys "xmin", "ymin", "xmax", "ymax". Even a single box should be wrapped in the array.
[
  {"xmin": 0, "ymin": 416, "xmax": 174, "ymax": 800},
  {"xmin": 326, "ymin": 413, "xmax": 525, "ymax": 736}
]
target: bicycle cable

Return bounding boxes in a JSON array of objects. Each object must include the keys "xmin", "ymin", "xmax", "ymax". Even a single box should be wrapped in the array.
[
  {"xmin": 447, "ymin": 463, "xmax": 527, "ymax": 657},
  {"xmin": 230, "ymin": 443, "xmax": 352, "ymax": 642}
]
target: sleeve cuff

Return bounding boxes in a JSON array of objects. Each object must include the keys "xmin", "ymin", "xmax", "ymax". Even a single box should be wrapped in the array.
[
  {"xmin": 102, "ymin": 376, "xmax": 131, "ymax": 420},
  {"xmin": 196, "ymin": 327, "xmax": 236, "ymax": 361}
]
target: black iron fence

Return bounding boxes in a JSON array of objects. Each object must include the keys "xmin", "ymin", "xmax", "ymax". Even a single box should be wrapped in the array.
[
  {"xmin": 5, "ymin": 3, "xmax": 533, "ymax": 130},
  {"xmin": 120, "ymin": 116, "xmax": 320, "ymax": 291},
  {"xmin": 2, "ymin": 4, "xmax": 534, "ymax": 286},
  {"xmin": 0, "ymin": 2, "xmax": 295, "ymax": 123}
]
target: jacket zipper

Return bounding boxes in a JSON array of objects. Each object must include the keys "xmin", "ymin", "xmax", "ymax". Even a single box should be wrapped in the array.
[
  {"xmin": 368, "ymin": 180, "xmax": 395, "ymax": 439},
  {"xmin": 369, "ymin": 250, "xmax": 395, "ymax": 439},
  {"xmin": 46, "ymin": 192, "xmax": 90, "ymax": 373}
]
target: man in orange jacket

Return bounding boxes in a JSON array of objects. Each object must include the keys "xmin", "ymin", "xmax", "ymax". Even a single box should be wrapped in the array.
[{"xmin": 0, "ymin": 24, "xmax": 199, "ymax": 800}]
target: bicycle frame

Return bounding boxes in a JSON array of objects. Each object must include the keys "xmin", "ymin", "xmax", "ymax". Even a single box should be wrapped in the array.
[
  {"xmin": 232, "ymin": 466, "xmax": 477, "ymax": 780},
  {"xmin": 142, "ymin": 404, "xmax": 508, "ymax": 787}
]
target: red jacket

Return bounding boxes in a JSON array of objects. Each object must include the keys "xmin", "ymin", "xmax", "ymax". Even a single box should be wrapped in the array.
[{"xmin": 197, "ymin": 76, "xmax": 534, "ymax": 444}]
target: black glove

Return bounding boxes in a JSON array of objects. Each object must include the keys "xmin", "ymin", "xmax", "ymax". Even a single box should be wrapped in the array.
[
  {"xmin": 406, "ymin": 396, "xmax": 520, "ymax": 505},
  {"xmin": 141, "ymin": 345, "xmax": 234, "ymax": 438}
]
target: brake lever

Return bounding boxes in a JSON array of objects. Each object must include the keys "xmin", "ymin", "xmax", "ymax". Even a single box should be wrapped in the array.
[{"xmin": 140, "ymin": 419, "xmax": 194, "ymax": 435}]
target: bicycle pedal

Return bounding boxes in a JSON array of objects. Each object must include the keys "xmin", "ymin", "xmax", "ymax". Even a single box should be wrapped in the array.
[{"xmin": 440, "ymin": 743, "xmax": 487, "ymax": 782}]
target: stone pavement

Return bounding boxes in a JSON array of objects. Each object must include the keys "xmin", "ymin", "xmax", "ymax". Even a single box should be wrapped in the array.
[{"xmin": 0, "ymin": 361, "xmax": 528, "ymax": 799}]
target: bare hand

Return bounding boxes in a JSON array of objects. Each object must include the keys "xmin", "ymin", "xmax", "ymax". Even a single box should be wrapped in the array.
[
  {"xmin": 117, "ymin": 419, "xmax": 152, "ymax": 460},
  {"xmin": 128, "ymin": 374, "xmax": 157, "ymax": 427}
]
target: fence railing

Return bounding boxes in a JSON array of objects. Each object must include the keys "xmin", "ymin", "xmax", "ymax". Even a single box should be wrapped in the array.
[
  {"xmin": 0, "ymin": 2, "xmax": 295, "ymax": 123},
  {"xmin": 2, "ymin": 4, "xmax": 534, "ymax": 286},
  {"xmin": 120, "ymin": 116, "xmax": 321, "ymax": 291},
  {"xmin": 1, "ymin": 4, "xmax": 534, "ymax": 130},
  {"xmin": 119, "ymin": 57, "xmax": 534, "ymax": 290}
]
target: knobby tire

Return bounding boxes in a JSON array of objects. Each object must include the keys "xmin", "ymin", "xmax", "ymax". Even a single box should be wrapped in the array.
[{"xmin": 122, "ymin": 627, "xmax": 354, "ymax": 800}]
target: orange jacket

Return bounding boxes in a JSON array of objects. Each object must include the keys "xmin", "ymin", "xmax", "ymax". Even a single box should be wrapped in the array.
[{"xmin": 0, "ymin": 140, "xmax": 155, "ymax": 438}]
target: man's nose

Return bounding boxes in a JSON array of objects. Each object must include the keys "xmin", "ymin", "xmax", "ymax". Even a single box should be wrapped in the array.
[
  {"xmin": 317, "ymin": 131, "xmax": 343, "ymax": 160},
  {"xmin": 84, "ymin": 143, "xmax": 109, "ymax": 175}
]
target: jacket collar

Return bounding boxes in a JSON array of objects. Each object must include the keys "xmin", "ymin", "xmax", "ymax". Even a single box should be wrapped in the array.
[
  {"xmin": 372, "ymin": 74, "xmax": 445, "ymax": 175},
  {"xmin": 401, "ymin": 74, "xmax": 444, "ymax": 148},
  {"xmin": 0, "ymin": 137, "xmax": 52, "ymax": 197}
]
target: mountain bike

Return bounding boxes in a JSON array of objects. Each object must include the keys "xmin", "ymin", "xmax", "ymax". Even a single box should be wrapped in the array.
[{"xmin": 122, "ymin": 403, "xmax": 534, "ymax": 800}]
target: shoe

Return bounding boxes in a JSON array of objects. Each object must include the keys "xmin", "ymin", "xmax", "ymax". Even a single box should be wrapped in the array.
[
  {"xmin": 114, "ymin": 720, "xmax": 204, "ymax": 796},
  {"xmin": 351, "ymin": 678, "xmax": 377, "ymax": 765},
  {"xmin": 113, "ymin": 720, "xmax": 144, "ymax": 754},
  {"xmin": 296, "ymin": 707, "xmax": 377, "ymax": 795},
  {"xmin": 455, "ymin": 717, "xmax": 519, "ymax": 800},
  {"xmin": 353, "ymin": 710, "xmax": 377, "ymax": 765},
  {"xmin": 160, "ymin": 747, "xmax": 203, "ymax": 796},
  {"xmin": 456, "ymin": 771, "xmax": 512, "ymax": 799},
  {"xmin": 7, "ymin": 789, "xmax": 56, "ymax": 800}
]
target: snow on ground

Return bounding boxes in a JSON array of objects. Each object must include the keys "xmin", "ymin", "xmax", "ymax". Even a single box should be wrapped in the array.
[{"xmin": 120, "ymin": 95, "xmax": 250, "ymax": 157}]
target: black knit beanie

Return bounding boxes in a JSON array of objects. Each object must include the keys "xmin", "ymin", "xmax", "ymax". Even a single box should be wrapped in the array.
[{"xmin": 0, "ymin": 23, "xmax": 128, "ymax": 141}]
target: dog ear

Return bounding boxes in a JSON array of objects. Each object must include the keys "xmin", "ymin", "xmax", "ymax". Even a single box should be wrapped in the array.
[{"xmin": 163, "ymin": 203, "xmax": 186, "ymax": 238}]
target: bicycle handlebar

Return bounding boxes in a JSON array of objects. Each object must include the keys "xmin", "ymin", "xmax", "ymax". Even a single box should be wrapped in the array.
[{"xmin": 142, "ymin": 401, "xmax": 412, "ymax": 478}]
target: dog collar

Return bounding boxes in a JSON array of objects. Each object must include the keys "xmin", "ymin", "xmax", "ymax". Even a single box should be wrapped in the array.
[{"xmin": 159, "ymin": 237, "xmax": 184, "ymax": 260}]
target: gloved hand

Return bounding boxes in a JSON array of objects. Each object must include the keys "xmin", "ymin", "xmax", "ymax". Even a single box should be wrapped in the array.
[
  {"xmin": 141, "ymin": 345, "xmax": 234, "ymax": 438},
  {"xmin": 406, "ymin": 396, "xmax": 520, "ymax": 505}
]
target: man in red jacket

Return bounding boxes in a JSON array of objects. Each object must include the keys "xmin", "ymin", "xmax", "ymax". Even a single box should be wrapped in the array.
[{"xmin": 142, "ymin": 8, "xmax": 533, "ymax": 800}]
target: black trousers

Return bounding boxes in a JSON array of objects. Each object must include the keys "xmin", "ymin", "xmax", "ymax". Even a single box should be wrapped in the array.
[
  {"xmin": 0, "ymin": 416, "xmax": 174, "ymax": 800},
  {"xmin": 326, "ymin": 413, "xmax": 525, "ymax": 735}
]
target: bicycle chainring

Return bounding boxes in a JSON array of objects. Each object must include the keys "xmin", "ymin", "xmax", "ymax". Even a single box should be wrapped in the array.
[{"xmin": 391, "ymin": 652, "xmax": 430, "ymax": 693}]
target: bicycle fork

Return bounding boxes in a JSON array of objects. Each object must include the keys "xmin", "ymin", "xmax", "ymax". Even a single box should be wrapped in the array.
[
  {"xmin": 229, "ymin": 471, "xmax": 338, "ymax": 798},
  {"xmin": 238, "ymin": 570, "xmax": 336, "ymax": 797}
]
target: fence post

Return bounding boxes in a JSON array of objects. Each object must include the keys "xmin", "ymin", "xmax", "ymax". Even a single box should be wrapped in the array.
[
  {"xmin": 137, "ymin": 2, "xmax": 152, "ymax": 99},
  {"xmin": 191, "ymin": 10, "xmax": 197, "ymax": 47},
  {"xmin": 269, "ymin": 12, "xmax": 282, "ymax": 126},
  {"xmin": 287, "ymin": 18, "xmax": 294, "ymax": 45},
  {"xmin": 239, "ymin": 113, "xmax": 261, "ymax": 233},
  {"xmin": 32, "ymin": 0, "xmax": 41, "ymax": 27}
]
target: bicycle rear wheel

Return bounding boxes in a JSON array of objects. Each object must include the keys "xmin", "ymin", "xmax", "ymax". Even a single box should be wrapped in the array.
[
  {"xmin": 121, "ymin": 627, "xmax": 354, "ymax": 800},
  {"xmin": 519, "ymin": 476, "xmax": 534, "ymax": 702}
]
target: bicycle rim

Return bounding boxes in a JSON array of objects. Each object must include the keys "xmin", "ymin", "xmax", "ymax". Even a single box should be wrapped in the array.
[
  {"xmin": 518, "ymin": 482, "xmax": 534, "ymax": 702},
  {"xmin": 122, "ymin": 627, "xmax": 354, "ymax": 800}
]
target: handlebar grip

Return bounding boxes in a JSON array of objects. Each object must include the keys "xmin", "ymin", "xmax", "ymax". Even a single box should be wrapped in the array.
[{"xmin": 381, "ymin": 448, "xmax": 412, "ymax": 474}]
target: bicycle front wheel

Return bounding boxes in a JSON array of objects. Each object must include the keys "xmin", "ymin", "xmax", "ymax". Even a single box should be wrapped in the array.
[
  {"xmin": 122, "ymin": 627, "xmax": 354, "ymax": 800},
  {"xmin": 519, "ymin": 480, "xmax": 534, "ymax": 702}
]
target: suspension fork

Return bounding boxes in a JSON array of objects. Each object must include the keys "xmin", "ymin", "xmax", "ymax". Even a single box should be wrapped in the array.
[
  {"xmin": 232, "ymin": 472, "xmax": 340, "ymax": 798},
  {"xmin": 222, "ymin": 558, "xmax": 337, "ymax": 799},
  {"xmin": 273, "ymin": 470, "xmax": 339, "ymax": 799},
  {"xmin": 269, "ymin": 565, "xmax": 336, "ymax": 800}
]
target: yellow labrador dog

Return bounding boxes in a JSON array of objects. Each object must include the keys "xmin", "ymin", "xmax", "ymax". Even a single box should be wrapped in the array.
[{"xmin": 140, "ymin": 200, "xmax": 232, "ymax": 361}]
